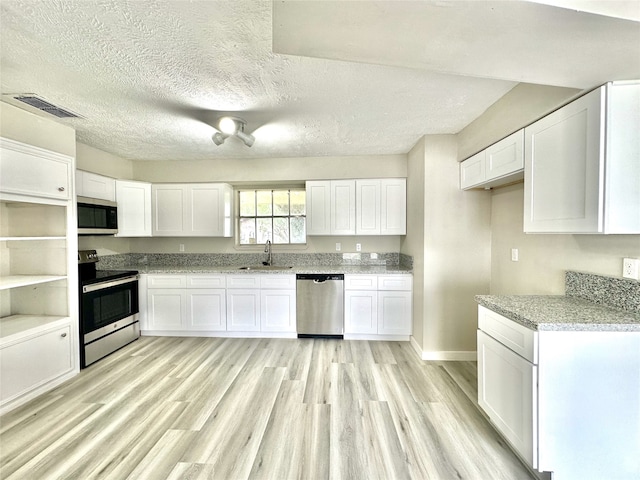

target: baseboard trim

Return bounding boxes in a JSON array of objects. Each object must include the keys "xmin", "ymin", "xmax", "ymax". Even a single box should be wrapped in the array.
[{"xmin": 408, "ymin": 337, "xmax": 477, "ymax": 361}]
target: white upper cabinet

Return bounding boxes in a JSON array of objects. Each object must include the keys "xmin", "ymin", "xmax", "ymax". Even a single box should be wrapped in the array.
[
  {"xmin": 524, "ymin": 81, "xmax": 640, "ymax": 234},
  {"xmin": 76, "ymin": 170, "xmax": 115, "ymax": 201},
  {"xmin": 115, "ymin": 180, "xmax": 152, "ymax": 237},
  {"xmin": 308, "ymin": 178, "xmax": 406, "ymax": 236},
  {"xmin": 305, "ymin": 181, "xmax": 331, "ymax": 235},
  {"xmin": 356, "ymin": 179, "xmax": 381, "ymax": 235},
  {"xmin": 331, "ymin": 180, "xmax": 356, "ymax": 235},
  {"xmin": 0, "ymin": 138, "xmax": 71, "ymax": 201},
  {"xmin": 460, "ymin": 130, "xmax": 524, "ymax": 190},
  {"xmin": 152, "ymin": 183, "xmax": 233, "ymax": 237},
  {"xmin": 380, "ymin": 178, "xmax": 406, "ymax": 235},
  {"xmin": 306, "ymin": 180, "xmax": 355, "ymax": 235}
]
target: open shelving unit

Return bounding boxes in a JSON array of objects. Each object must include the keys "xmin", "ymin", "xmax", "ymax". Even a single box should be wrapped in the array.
[{"xmin": 0, "ymin": 137, "xmax": 79, "ymax": 414}]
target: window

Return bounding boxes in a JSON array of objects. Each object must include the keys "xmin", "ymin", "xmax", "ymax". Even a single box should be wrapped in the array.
[{"xmin": 238, "ymin": 189, "xmax": 306, "ymax": 245}]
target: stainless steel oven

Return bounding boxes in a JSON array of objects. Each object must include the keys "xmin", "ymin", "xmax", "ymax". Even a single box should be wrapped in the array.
[{"xmin": 79, "ymin": 250, "xmax": 139, "ymax": 367}]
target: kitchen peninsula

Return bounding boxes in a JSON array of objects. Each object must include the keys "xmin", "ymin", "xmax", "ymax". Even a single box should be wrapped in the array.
[{"xmin": 475, "ymin": 271, "xmax": 640, "ymax": 480}]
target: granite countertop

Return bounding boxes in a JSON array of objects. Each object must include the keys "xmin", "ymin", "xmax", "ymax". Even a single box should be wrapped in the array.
[
  {"xmin": 476, "ymin": 295, "xmax": 640, "ymax": 332},
  {"xmin": 111, "ymin": 264, "xmax": 413, "ymax": 275}
]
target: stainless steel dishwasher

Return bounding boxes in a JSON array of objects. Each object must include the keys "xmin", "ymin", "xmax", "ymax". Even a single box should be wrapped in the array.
[{"xmin": 296, "ymin": 274, "xmax": 344, "ymax": 338}]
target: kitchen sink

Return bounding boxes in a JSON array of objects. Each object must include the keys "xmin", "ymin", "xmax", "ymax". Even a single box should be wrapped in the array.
[{"xmin": 238, "ymin": 265, "xmax": 293, "ymax": 271}]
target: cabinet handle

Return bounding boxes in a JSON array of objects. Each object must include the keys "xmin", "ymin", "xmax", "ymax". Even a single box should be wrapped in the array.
[
  {"xmin": 58, "ymin": 187, "xmax": 65, "ymax": 192},
  {"xmin": 61, "ymin": 332, "xmax": 67, "ymax": 338}
]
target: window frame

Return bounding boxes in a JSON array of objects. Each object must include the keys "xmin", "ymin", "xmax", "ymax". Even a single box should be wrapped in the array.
[{"xmin": 236, "ymin": 187, "xmax": 307, "ymax": 247}]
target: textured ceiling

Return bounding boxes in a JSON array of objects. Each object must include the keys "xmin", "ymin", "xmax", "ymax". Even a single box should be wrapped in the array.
[{"xmin": 0, "ymin": 1, "xmax": 638, "ymax": 161}]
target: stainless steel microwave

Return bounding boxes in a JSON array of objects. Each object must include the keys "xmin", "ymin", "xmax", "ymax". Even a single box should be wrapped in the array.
[{"xmin": 77, "ymin": 196, "xmax": 118, "ymax": 235}]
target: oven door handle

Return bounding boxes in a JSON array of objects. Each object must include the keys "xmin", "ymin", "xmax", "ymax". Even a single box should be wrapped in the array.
[{"xmin": 83, "ymin": 275, "xmax": 140, "ymax": 293}]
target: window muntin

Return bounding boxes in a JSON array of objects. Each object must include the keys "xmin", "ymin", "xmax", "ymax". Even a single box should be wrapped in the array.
[{"xmin": 238, "ymin": 189, "xmax": 306, "ymax": 245}]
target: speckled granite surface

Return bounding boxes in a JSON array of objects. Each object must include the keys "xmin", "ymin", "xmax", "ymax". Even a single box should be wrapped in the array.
[
  {"xmin": 476, "ymin": 271, "xmax": 640, "ymax": 332},
  {"xmin": 97, "ymin": 252, "xmax": 412, "ymax": 275},
  {"xmin": 475, "ymin": 295, "xmax": 640, "ymax": 332},
  {"xmin": 565, "ymin": 271, "xmax": 640, "ymax": 313}
]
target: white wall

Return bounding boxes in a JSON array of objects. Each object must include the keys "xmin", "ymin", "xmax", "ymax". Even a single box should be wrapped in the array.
[
  {"xmin": 0, "ymin": 102, "xmax": 76, "ymax": 157},
  {"xmin": 402, "ymin": 137, "xmax": 426, "ymax": 347},
  {"xmin": 132, "ymin": 155, "xmax": 407, "ymax": 183},
  {"xmin": 457, "ymin": 83, "xmax": 580, "ymax": 161},
  {"xmin": 490, "ymin": 184, "xmax": 640, "ymax": 294},
  {"xmin": 76, "ymin": 142, "xmax": 133, "ymax": 179},
  {"xmin": 402, "ymin": 135, "xmax": 492, "ymax": 359}
]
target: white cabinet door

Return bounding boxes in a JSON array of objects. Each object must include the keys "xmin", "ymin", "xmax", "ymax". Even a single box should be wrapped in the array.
[
  {"xmin": 260, "ymin": 289, "xmax": 296, "ymax": 332},
  {"xmin": 331, "ymin": 180, "xmax": 356, "ymax": 235},
  {"xmin": 152, "ymin": 185, "xmax": 186, "ymax": 236},
  {"xmin": 0, "ymin": 138, "xmax": 71, "ymax": 200},
  {"xmin": 152, "ymin": 183, "xmax": 233, "ymax": 237},
  {"xmin": 486, "ymin": 130, "xmax": 524, "ymax": 182},
  {"xmin": 116, "ymin": 180, "xmax": 152, "ymax": 237},
  {"xmin": 189, "ymin": 184, "xmax": 232, "ymax": 236},
  {"xmin": 344, "ymin": 290, "xmax": 377, "ymax": 334},
  {"xmin": 77, "ymin": 171, "xmax": 115, "ymax": 201},
  {"xmin": 0, "ymin": 323, "xmax": 72, "ymax": 403},
  {"xmin": 306, "ymin": 181, "xmax": 331, "ymax": 235},
  {"xmin": 356, "ymin": 179, "xmax": 380, "ymax": 235},
  {"xmin": 380, "ymin": 178, "xmax": 406, "ymax": 235},
  {"xmin": 460, "ymin": 151, "xmax": 485, "ymax": 189},
  {"xmin": 187, "ymin": 289, "xmax": 226, "ymax": 331},
  {"xmin": 524, "ymin": 88, "xmax": 604, "ymax": 233},
  {"xmin": 147, "ymin": 289, "xmax": 186, "ymax": 330},
  {"xmin": 226, "ymin": 290, "xmax": 260, "ymax": 331},
  {"xmin": 378, "ymin": 291, "xmax": 412, "ymax": 335},
  {"xmin": 477, "ymin": 330, "xmax": 537, "ymax": 468}
]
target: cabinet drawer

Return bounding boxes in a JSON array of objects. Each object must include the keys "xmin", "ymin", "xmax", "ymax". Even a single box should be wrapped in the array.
[
  {"xmin": 226, "ymin": 275, "xmax": 260, "ymax": 289},
  {"xmin": 345, "ymin": 275, "xmax": 377, "ymax": 290},
  {"xmin": 378, "ymin": 275, "xmax": 412, "ymax": 291},
  {"xmin": 187, "ymin": 274, "xmax": 226, "ymax": 289},
  {"xmin": 260, "ymin": 274, "xmax": 296, "ymax": 289},
  {"xmin": 478, "ymin": 306, "xmax": 538, "ymax": 364},
  {"xmin": 147, "ymin": 275, "xmax": 187, "ymax": 288}
]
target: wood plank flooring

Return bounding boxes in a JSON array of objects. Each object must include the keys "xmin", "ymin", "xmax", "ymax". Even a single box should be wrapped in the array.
[{"xmin": 0, "ymin": 337, "xmax": 535, "ymax": 479}]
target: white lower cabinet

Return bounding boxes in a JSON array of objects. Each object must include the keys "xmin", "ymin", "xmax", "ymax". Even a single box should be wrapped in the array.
[
  {"xmin": 260, "ymin": 276, "xmax": 296, "ymax": 333},
  {"xmin": 477, "ymin": 305, "xmax": 640, "ymax": 479},
  {"xmin": 0, "ymin": 321, "xmax": 73, "ymax": 405},
  {"xmin": 147, "ymin": 288, "xmax": 187, "ymax": 331},
  {"xmin": 378, "ymin": 291, "xmax": 412, "ymax": 335},
  {"xmin": 226, "ymin": 289, "xmax": 260, "ymax": 332},
  {"xmin": 477, "ymin": 330, "xmax": 536, "ymax": 467},
  {"xmin": 344, "ymin": 274, "xmax": 412, "ymax": 338},
  {"xmin": 187, "ymin": 289, "xmax": 226, "ymax": 331},
  {"xmin": 143, "ymin": 273, "xmax": 295, "ymax": 336},
  {"xmin": 345, "ymin": 290, "xmax": 378, "ymax": 334}
]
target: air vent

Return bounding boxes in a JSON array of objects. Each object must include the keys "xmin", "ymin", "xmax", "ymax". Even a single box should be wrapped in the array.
[{"xmin": 5, "ymin": 94, "xmax": 83, "ymax": 118}]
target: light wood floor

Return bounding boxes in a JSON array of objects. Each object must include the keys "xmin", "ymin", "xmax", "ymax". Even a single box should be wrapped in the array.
[{"xmin": 0, "ymin": 337, "xmax": 535, "ymax": 479}]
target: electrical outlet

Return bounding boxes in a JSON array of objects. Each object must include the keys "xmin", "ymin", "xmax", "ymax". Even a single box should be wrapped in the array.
[
  {"xmin": 336, "ymin": 242, "xmax": 341, "ymax": 251},
  {"xmin": 511, "ymin": 248, "xmax": 519, "ymax": 262},
  {"xmin": 179, "ymin": 244, "xmax": 185, "ymax": 252},
  {"xmin": 356, "ymin": 243, "xmax": 361, "ymax": 252},
  {"xmin": 370, "ymin": 253, "xmax": 378, "ymax": 260},
  {"xmin": 623, "ymin": 258, "xmax": 639, "ymax": 280}
]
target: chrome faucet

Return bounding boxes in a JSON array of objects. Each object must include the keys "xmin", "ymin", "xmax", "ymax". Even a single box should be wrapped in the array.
[{"xmin": 263, "ymin": 239, "xmax": 272, "ymax": 266}]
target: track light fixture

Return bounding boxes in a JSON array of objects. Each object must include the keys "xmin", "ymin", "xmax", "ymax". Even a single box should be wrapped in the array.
[{"xmin": 212, "ymin": 116, "xmax": 255, "ymax": 147}]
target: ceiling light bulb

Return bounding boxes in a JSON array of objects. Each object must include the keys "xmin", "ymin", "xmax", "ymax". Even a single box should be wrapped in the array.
[
  {"xmin": 212, "ymin": 132, "xmax": 227, "ymax": 146},
  {"xmin": 219, "ymin": 117, "xmax": 238, "ymax": 135},
  {"xmin": 236, "ymin": 130, "xmax": 255, "ymax": 147}
]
